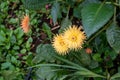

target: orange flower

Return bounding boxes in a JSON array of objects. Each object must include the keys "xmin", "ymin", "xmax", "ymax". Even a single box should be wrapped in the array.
[
  {"xmin": 21, "ymin": 15, "xmax": 30, "ymax": 33},
  {"xmin": 85, "ymin": 48, "xmax": 92, "ymax": 54}
]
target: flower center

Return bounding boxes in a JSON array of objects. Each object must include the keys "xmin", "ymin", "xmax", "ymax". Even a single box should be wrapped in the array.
[
  {"xmin": 71, "ymin": 36, "xmax": 77, "ymax": 41},
  {"xmin": 60, "ymin": 41, "xmax": 65, "ymax": 46}
]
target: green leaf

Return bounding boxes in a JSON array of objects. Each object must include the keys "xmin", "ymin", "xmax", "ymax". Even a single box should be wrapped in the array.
[
  {"xmin": 51, "ymin": 2, "xmax": 60, "ymax": 25},
  {"xmin": 42, "ymin": 23, "xmax": 52, "ymax": 40},
  {"xmin": 13, "ymin": 46, "xmax": 20, "ymax": 50},
  {"xmin": 14, "ymin": 28, "xmax": 24, "ymax": 39},
  {"xmin": 23, "ymin": 0, "xmax": 54, "ymax": 10},
  {"xmin": 11, "ymin": 56, "xmax": 17, "ymax": 64},
  {"xmin": 110, "ymin": 73, "xmax": 120, "ymax": 79},
  {"xmin": 20, "ymin": 49, "xmax": 26, "ymax": 53},
  {"xmin": 1, "ymin": 70, "xmax": 17, "ymax": 80},
  {"xmin": 32, "ymin": 60, "xmax": 105, "ymax": 79},
  {"xmin": 59, "ymin": 16, "xmax": 72, "ymax": 33},
  {"xmin": 106, "ymin": 23, "xmax": 120, "ymax": 53},
  {"xmin": 73, "ymin": 5, "xmax": 82, "ymax": 19},
  {"xmin": 33, "ymin": 44, "xmax": 56, "ymax": 63},
  {"xmin": 32, "ymin": 64, "xmax": 82, "ymax": 70},
  {"xmin": 26, "ymin": 37, "xmax": 33, "ymax": 49},
  {"xmin": 81, "ymin": 3, "xmax": 113, "ymax": 38},
  {"xmin": 9, "ymin": 18, "xmax": 17, "ymax": 24},
  {"xmin": 0, "ymin": 30, "xmax": 6, "ymax": 42},
  {"xmin": 78, "ymin": 49, "xmax": 91, "ymax": 66},
  {"xmin": 36, "ymin": 66, "xmax": 56, "ymax": 80},
  {"xmin": 74, "ymin": 70, "xmax": 105, "ymax": 78},
  {"xmin": 89, "ymin": 60, "xmax": 99, "ymax": 69},
  {"xmin": 93, "ymin": 53, "xmax": 102, "ymax": 62},
  {"xmin": 1, "ymin": 62, "xmax": 15, "ymax": 70},
  {"xmin": 10, "ymin": 35, "xmax": 16, "ymax": 44}
]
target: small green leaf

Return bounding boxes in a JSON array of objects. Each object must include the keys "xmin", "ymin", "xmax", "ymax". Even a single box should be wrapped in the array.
[
  {"xmin": 93, "ymin": 53, "xmax": 102, "ymax": 62},
  {"xmin": 20, "ymin": 49, "xmax": 26, "ymax": 53},
  {"xmin": 9, "ymin": 18, "xmax": 17, "ymax": 24},
  {"xmin": 106, "ymin": 23, "xmax": 120, "ymax": 53},
  {"xmin": 10, "ymin": 35, "xmax": 16, "ymax": 44},
  {"xmin": 77, "ymin": 49, "xmax": 91, "ymax": 66},
  {"xmin": 14, "ymin": 28, "xmax": 24, "ymax": 39},
  {"xmin": 42, "ymin": 23, "xmax": 52, "ymax": 39},
  {"xmin": 51, "ymin": 2, "xmax": 60, "ymax": 25},
  {"xmin": 26, "ymin": 37, "xmax": 32, "ymax": 49},
  {"xmin": 11, "ymin": 56, "xmax": 17, "ymax": 64},
  {"xmin": 13, "ymin": 46, "xmax": 20, "ymax": 50},
  {"xmin": 59, "ymin": 16, "xmax": 72, "ymax": 33},
  {"xmin": 1, "ymin": 62, "xmax": 15, "ymax": 70},
  {"xmin": 6, "ymin": 43, "xmax": 10, "ymax": 49},
  {"xmin": 89, "ymin": 60, "xmax": 99, "ymax": 69},
  {"xmin": 33, "ymin": 44, "xmax": 56, "ymax": 63},
  {"xmin": 0, "ymin": 30, "xmax": 6, "ymax": 42},
  {"xmin": 81, "ymin": 3, "xmax": 113, "ymax": 38}
]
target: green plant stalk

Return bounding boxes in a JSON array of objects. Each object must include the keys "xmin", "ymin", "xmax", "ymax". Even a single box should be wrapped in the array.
[
  {"xmin": 87, "ymin": 19, "xmax": 113, "ymax": 44},
  {"xmin": 105, "ymin": 2, "xmax": 120, "ymax": 7},
  {"xmin": 113, "ymin": 0, "xmax": 117, "ymax": 23},
  {"xmin": 74, "ymin": 71, "xmax": 106, "ymax": 78},
  {"xmin": 29, "ymin": 64, "xmax": 82, "ymax": 70}
]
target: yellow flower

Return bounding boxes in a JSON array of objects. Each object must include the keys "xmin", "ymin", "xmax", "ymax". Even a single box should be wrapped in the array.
[
  {"xmin": 63, "ymin": 25, "xmax": 86, "ymax": 50},
  {"xmin": 21, "ymin": 15, "xmax": 30, "ymax": 33},
  {"xmin": 52, "ymin": 34, "xmax": 69, "ymax": 55}
]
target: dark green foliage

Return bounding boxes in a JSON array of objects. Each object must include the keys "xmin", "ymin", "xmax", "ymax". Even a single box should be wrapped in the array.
[
  {"xmin": 23, "ymin": 0, "xmax": 54, "ymax": 10},
  {"xmin": 81, "ymin": 3, "xmax": 114, "ymax": 38}
]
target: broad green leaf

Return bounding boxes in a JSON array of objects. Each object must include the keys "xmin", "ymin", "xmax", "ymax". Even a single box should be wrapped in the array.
[
  {"xmin": 32, "ymin": 54, "xmax": 105, "ymax": 79},
  {"xmin": 51, "ymin": 2, "xmax": 60, "ymax": 25},
  {"xmin": 110, "ymin": 73, "xmax": 120, "ymax": 79},
  {"xmin": 36, "ymin": 66, "xmax": 55, "ymax": 80},
  {"xmin": 73, "ymin": 5, "xmax": 82, "ymax": 19},
  {"xmin": 54, "ymin": 55, "xmax": 105, "ymax": 78},
  {"xmin": 81, "ymin": 0, "xmax": 100, "ymax": 7},
  {"xmin": 33, "ymin": 44, "xmax": 56, "ymax": 63},
  {"xmin": 42, "ymin": 23, "xmax": 52, "ymax": 40},
  {"xmin": 81, "ymin": 3, "xmax": 113, "ymax": 38},
  {"xmin": 59, "ymin": 16, "xmax": 72, "ymax": 33},
  {"xmin": 106, "ymin": 23, "xmax": 120, "ymax": 53},
  {"xmin": 23, "ymin": 0, "xmax": 54, "ymax": 10}
]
